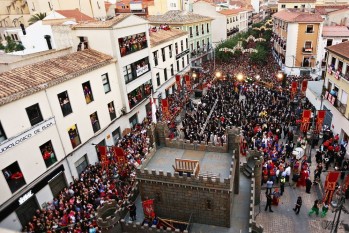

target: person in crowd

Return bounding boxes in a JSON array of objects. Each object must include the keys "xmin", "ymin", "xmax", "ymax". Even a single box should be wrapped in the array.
[
  {"xmin": 265, "ymin": 193, "xmax": 273, "ymax": 212},
  {"xmin": 293, "ymin": 196, "xmax": 302, "ymax": 215}
]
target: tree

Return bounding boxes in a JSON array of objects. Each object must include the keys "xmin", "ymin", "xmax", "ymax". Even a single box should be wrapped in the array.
[
  {"xmin": 28, "ymin": 12, "xmax": 47, "ymax": 25},
  {"xmin": 3, "ymin": 36, "xmax": 25, "ymax": 53},
  {"xmin": 249, "ymin": 44, "xmax": 268, "ymax": 65}
]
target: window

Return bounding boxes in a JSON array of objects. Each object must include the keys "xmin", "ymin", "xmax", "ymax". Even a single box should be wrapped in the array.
[
  {"xmin": 26, "ymin": 103, "xmax": 43, "ymax": 126},
  {"xmin": 0, "ymin": 122, "xmax": 7, "ymax": 143},
  {"xmin": 301, "ymin": 4, "xmax": 305, "ymax": 8},
  {"xmin": 156, "ymin": 73, "xmax": 160, "ymax": 86},
  {"xmin": 169, "ymin": 45, "xmax": 172, "ymax": 58},
  {"xmin": 102, "ymin": 73, "xmax": 111, "ymax": 93},
  {"xmin": 171, "ymin": 64, "xmax": 174, "ymax": 76},
  {"xmin": 49, "ymin": 172, "xmax": 67, "ymax": 198},
  {"xmin": 327, "ymin": 39, "xmax": 333, "ymax": 47},
  {"xmin": 82, "ymin": 81, "xmax": 94, "ymax": 104},
  {"xmin": 181, "ymin": 40, "xmax": 184, "ymax": 51},
  {"xmin": 39, "ymin": 141, "xmax": 57, "ymax": 168},
  {"xmin": 118, "ymin": 32, "xmax": 147, "ymax": 57},
  {"xmin": 187, "ymin": 54, "xmax": 190, "ymax": 65},
  {"xmin": 182, "ymin": 57, "xmax": 185, "ymax": 68},
  {"xmin": 175, "ymin": 42, "xmax": 178, "ymax": 54},
  {"xmin": 294, "ymin": 6, "xmax": 298, "ymax": 8},
  {"xmin": 2, "ymin": 162, "xmax": 26, "ymax": 193},
  {"xmin": 153, "ymin": 50, "xmax": 158, "ymax": 66},
  {"xmin": 129, "ymin": 113, "xmax": 138, "ymax": 129},
  {"xmin": 112, "ymin": 127, "xmax": 121, "ymax": 145},
  {"xmin": 196, "ymin": 25, "xmax": 199, "ymax": 36},
  {"xmin": 75, "ymin": 154, "xmax": 88, "ymax": 176},
  {"xmin": 201, "ymin": 24, "xmax": 204, "ymax": 34},
  {"xmin": 281, "ymin": 4, "xmax": 285, "ymax": 8},
  {"xmin": 58, "ymin": 91, "xmax": 72, "ymax": 117},
  {"xmin": 189, "ymin": 27, "xmax": 193, "ymax": 38},
  {"xmin": 68, "ymin": 124, "xmax": 81, "ymax": 149},
  {"xmin": 123, "ymin": 65, "xmax": 133, "ymax": 83},
  {"xmin": 164, "ymin": 68, "xmax": 168, "ymax": 81},
  {"xmin": 230, "ymin": 18, "xmax": 232, "ymax": 23},
  {"xmin": 165, "ymin": 89, "xmax": 169, "ymax": 98},
  {"xmin": 90, "ymin": 112, "xmax": 100, "ymax": 133},
  {"xmin": 186, "ymin": 38, "xmax": 188, "ymax": 49},
  {"xmin": 108, "ymin": 101, "xmax": 116, "ymax": 120},
  {"xmin": 128, "ymin": 80, "xmax": 152, "ymax": 109},
  {"xmin": 161, "ymin": 48, "xmax": 166, "ymax": 62},
  {"xmin": 207, "ymin": 23, "xmax": 209, "ymax": 33},
  {"xmin": 342, "ymin": 39, "xmax": 348, "ymax": 42},
  {"xmin": 191, "ymin": 43, "xmax": 193, "ymax": 51},
  {"xmin": 306, "ymin": 25, "xmax": 314, "ymax": 33},
  {"xmin": 177, "ymin": 60, "xmax": 180, "ymax": 72}
]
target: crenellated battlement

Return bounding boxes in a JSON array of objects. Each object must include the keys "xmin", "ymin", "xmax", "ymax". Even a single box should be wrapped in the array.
[{"xmin": 120, "ymin": 219, "xmax": 189, "ymax": 233}]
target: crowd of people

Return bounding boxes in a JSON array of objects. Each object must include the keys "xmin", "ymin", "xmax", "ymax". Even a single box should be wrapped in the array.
[{"xmin": 23, "ymin": 117, "xmax": 153, "ymax": 233}]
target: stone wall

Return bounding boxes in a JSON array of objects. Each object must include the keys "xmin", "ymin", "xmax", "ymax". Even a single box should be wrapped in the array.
[
  {"xmin": 164, "ymin": 138, "xmax": 228, "ymax": 153},
  {"xmin": 136, "ymin": 154, "xmax": 235, "ymax": 228},
  {"xmin": 120, "ymin": 219, "xmax": 189, "ymax": 233}
]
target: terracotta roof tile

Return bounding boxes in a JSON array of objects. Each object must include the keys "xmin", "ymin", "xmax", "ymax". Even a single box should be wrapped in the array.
[
  {"xmin": 326, "ymin": 41, "xmax": 349, "ymax": 59},
  {"xmin": 315, "ymin": 5, "xmax": 348, "ymax": 15},
  {"xmin": 218, "ymin": 9, "xmax": 247, "ymax": 15},
  {"xmin": 322, "ymin": 26, "xmax": 349, "ymax": 37},
  {"xmin": 278, "ymin": 0, "xmax": 315, "ymax": 2},
  {"xmin": 272, "ymin": 10, "xmax": 323, "ymax": 22},
  {"xmin": 147, "ymin": 10, "xmax": 213, "ymax": 25},
  {"xmin": 73, "ymin": 14, "xmax": 133, "ymax": 28},
  {"xmin": 149, "ymin": 28, "xmax": 188, "ymax": 47},
  {"xmin": 55, "ymin": 9, "xmax": 94, "ymax": 22},
  {"xmin": 0, "ymin": 50, "xmax": 113, "ymax": 106}
]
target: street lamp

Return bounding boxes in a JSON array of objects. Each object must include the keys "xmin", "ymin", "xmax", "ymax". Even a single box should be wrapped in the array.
[
  {"xmin": 255, "ymin": 75, "xmax": 260, "ymax": 80},
  {"xmin": 237, "ymin": 73, "xmax": 244, "ymax": 81},
  {"xmin": 215, "ymin": 71, "xmax": 222, "ymax": 78},
  {"xmin": 277, "ymin": 72, "xmax": 283, "ymax": 80}
]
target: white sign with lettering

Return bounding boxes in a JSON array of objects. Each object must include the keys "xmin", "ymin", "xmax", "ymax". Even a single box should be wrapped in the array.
[
  {"xmin": 18, "ymin": 190, "xmax": 34, "ymax": 205},
  {"xmin": 136, "ymin": 65, "xmax": 149, "ymax": 77},
  {"xmin": 0, "ymin": 117, "xmax": 56, "ymax": 154}
]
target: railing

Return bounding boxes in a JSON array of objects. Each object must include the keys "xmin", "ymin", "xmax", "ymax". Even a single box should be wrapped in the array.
[
  {"xmin": 302, "ymin": 47, "xmax": 313, "ymax": 53},
  {"xmin": 173, "ymin": 158, "xmax": 200, "ymax": 177}
]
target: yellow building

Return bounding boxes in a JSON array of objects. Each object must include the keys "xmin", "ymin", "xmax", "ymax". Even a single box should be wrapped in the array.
[
  {"xmin": 322, "ymin": 41, "xmax": 349, "ymax": 141},
  {"xmin": 277, "ymin": 0, "xmax": 316, "ymax": 12},
  {"xmin": 148, "ymin": 0, "xmax": 193, "ymax": 15},
  {"xmin": 272, "ymin": 9, "xmax": 323, "ymax": 76}
]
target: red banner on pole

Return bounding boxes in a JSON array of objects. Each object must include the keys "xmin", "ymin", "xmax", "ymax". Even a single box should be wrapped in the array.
[
  {"xmin": 301, "ymin": 110, "xmax": 311, "ymax": 132},
  {"xmin": 113, "ymin": 147, "xmax": 126, "ymax": 165},
  {"xmin": 185, "ymin": 74, "xmax": 191, "ymax": 91},
  {"xmin": 301, "ymin": 80, "xmax": 308, "ymax": 93},
  {"xmin": 142, "ymin": 200, "xmax": 155, "ymax": 218},
  {"xmin": 161, "ymin": 98, "xmax": 169, "ymax": 119},
  {"xmin": 290, "ymin": 81, "xmax": 298, "ymax": 99},
  {"xmin": 316, "ymin": 110, "xmax": 326, "ymax": 133},
  {"xmin": 175, "ymin": 75, "xmax": 181, "ymax": 91},
  {"xmin": 323, "ymin": 171, "xmax": 340, "ymax": 203},
  {"xmin": 98, "ymin": 145, "xmax": 107, "ymax": 157},
  {"xmin": 98, "ymin": 145, "xmax": 109, "ymax": 174}
]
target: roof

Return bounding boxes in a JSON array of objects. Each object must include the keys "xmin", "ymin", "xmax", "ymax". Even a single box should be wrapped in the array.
[
  {"xmin": 73, "ymin": 14, "xmax": 134, "ymax": 29},
  {"xmin": 149, "ymin": 28, "xmax": 188, "ymax": 47},
  {"xmin": 272, "ymin": 9, "xmax": 323, "ymax": 22},
  {"xmin": 322, "ymin": 26, "xmax": 349, "ymax": 37},
  {"xmin": 218, "ymin": 9, "xmax": 247, "ymax": 15},
  {"xmin": 326, "ymin": 41, "xmax": 349, "ymax": 59},
  {"xmin": 315, "ymin": 5, "xmax": 348, "ymax": 15},
  {"xmin": 278, "ymin": 0, "xmax": 315, "ymax": 3},
  {"xmin": 0, "ymin": 50, "xmax": 113, "ymax": 106},
  {"xmin": 147, "ymin": 10, "xmax": 213, "ymax": 25},
  {"xmin": 55, "ymin": 9, "xmax": 94, "ymax": 22}
]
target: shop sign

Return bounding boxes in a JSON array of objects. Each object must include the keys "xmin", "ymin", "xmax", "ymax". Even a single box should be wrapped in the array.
[
  {"xmin": 18, "ymin": 190, "xmax": 33, "ymax": 205},
  {"xmin": 176, "ymin": 49, "xmax": 189, "ymax": 60},
  {"xmin": 0, "ymin": 117, "xmax": 56, "ymax": 154}
]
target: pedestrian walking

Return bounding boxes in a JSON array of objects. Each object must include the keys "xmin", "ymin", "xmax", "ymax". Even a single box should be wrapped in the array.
[
  {"xmin": 320, "ymin": 202, "xmax": 329, "ymax": 218},
  {"xmin": 308, "ymin": 199, "xmax": 320, "ymax": 216},
  {"xmin": 128, "ymin": 202, "xmax": 137, "ymax": 221},
  {"xmin": 305, "ymin": 178, "xmax": 312, "ymax": 194},
  {"xmin": 291, "ymin": 172, "xmax": 300, "ymax": 189},
  {"xmin": 265, "ymin": 193, "xmax": 273, "ymax": 212},
  {"xmin": 266, "ymin": 179, "xmax": 273, "ymax": 195},
  {"xmin": 280, "ymin": 176, "xmax": 286, "ymax": 196},
  {"xmin": 293, "ymin": 196, "xmax": 302, "ymax": 215}
]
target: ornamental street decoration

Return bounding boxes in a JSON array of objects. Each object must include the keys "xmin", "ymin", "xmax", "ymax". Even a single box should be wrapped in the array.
[
  {"xmin": 219, "ymin": 41, "xmax": 258, "ymax": 54},
  {"xmin": 245, "ymin": 35, "xmax": 266, "ymax": 42}
]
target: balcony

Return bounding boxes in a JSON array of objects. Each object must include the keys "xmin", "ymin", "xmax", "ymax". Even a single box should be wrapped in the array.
[
  {"xmin": 302, "ymin": 47, "xmax": 313, "ymax": 53},
  {"xmin": 301, "ymin": 62, "xmax": 312, "ymax": 68}
]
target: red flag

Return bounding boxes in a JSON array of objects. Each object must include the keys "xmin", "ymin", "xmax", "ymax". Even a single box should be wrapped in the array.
[
  {"xmin": 142, "ymin": 200, "xmax": 155, "ymax": 218},
  {"xmin": 301, "ymin": 80, "xmax": 308, "ymax": 92},
  {"xmin": 316, "ymin": 110, "xmax": 326, "ymax": 132},
  {"xmin": 185, "ymin": 74, "xmax": 191, "ymax": 90},
  {"xmin": 323, "ymin": 171, "xmax": 341, "ymax": 203},
  {"xmin": 113, "ymin": 147, "xmax": 126, "ymax": 164},
  {"xmin": 98, "ymin": 145, "xmax": 107, "ymax": 157},
  {"xmin": 301, "ymin": 110, "xmax": 312, "ymax": 132},
  {"xmin": 291, "ymin": 81, "xmax": 298, "ymax": 92},
  {"xmin": 175, "ymin": 75, "xmax": 181, "ymax": 91}
]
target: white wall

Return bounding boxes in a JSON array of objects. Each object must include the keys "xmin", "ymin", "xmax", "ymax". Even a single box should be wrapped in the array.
[
  {"xmin": 35, "ymin": 185, "xmax": 54, "ymax": 208},
  {"xmin": 285, "ymin": 23, "xmax": 298, "ymax": 74},
  {"xmin": 0, "ymin": 212, "xmax": 21, "ymax": 233},
  {"xmin": 18, "ymin": 21, "xmax": 55, "ymax": 53}
]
